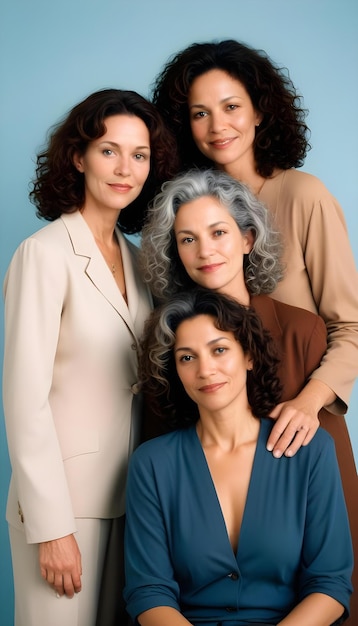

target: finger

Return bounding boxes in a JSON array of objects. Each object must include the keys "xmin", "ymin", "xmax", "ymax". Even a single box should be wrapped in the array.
[
  {"xmin": 54, "ymin": 573, "xmax": 66, "ymax": 597},
  {"xmin": 72, "ymin": 570, "xmax": 82, "ymax": 594},
  {"xmin": 62, "ymin": 572, "xmax": 75, "ymax": 598},
  {"xmin": 284, "ymin": 426, "xmax": 311, "ymax": 457},
  {"xmin": 266, "ymin": 417, "xmax": 297, "ymax": 453},
  {"xmin": 270, "ymin": 420, "xmax": 309, "ymax": 458}
]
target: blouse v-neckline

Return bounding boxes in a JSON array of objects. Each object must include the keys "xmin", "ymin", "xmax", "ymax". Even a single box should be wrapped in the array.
[{"xmin": 192, "ymin": 419, "xmax": 265, "ymax": 559}]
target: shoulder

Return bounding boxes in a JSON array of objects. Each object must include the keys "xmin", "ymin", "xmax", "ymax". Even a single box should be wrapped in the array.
[
  {"xmin": 130, "ymin": 429, "xmax": 191, "ymax": 469},
  {"xmin": 276, "ymin": 169, "xmax": 331, "ymax": 196},
  {"xmin": 266, "ymin": 169, "xmax": 343, "ymax": 212},
  {"xmin": 252, "ymin": 295, "xmax": 326, "ymax": 337},
  {"xmin": 7, "ymin": 218, "xmax": 67, "ymax": 266}
]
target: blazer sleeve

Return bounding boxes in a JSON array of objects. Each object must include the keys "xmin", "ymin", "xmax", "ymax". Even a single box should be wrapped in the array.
[{"xmin": 3, "ymin": 237, "xmax": 77, "ymax": 543}]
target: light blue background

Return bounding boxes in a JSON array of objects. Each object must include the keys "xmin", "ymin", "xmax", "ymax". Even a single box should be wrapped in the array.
[{"xmin": 0, "ymin": 1, "xmax": 357, "ymax": 623}]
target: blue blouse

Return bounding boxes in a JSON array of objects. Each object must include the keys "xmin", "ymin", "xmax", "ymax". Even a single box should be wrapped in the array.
[{"xmin": 124, "ymin": 419, "xmax": 352, "ymax": 625}]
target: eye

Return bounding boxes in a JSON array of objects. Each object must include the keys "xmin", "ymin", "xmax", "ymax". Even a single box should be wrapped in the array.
[
  {"xmin": 103, "ymin": 149, "xmax": 114, "ymax": 156},
  {"xmin": 133, "ymin": 153, "xmax": 148, "ymax": 161},
  {"xmin": 178, "ymin": 354, "xmax": 194, "ymax": 363},
  {"xmin": 226, "ymin": 104, "xmax": 238, "ymax": 111},
  {"xmin": 192, "ymin": 111, "xmax": 208, "ymax": 119},
  {"xmin": 180, "ymin": 236, "xmax": 195, "ymax": 244},
  {"xmin": 213, "ymin": 229, "xmax": 225, "ymax": 237},
  {"xmin": 214, "ymin": 346, "xmax": 226, "ymax": 355}
]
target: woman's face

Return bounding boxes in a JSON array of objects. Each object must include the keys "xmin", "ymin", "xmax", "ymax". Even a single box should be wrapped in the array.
[
  {"xmin": 174, "ymin": 314, "xmax": 252, "ymax": 414},
  {"xmin": 188, "ymin": 69, "xmax": 261, "ymax": 173},
  {"xmin": 174, "ymin": 195, "xmax": 253, "ymax": 301},
  {"xmin": 75, "ymin": 114, "xmax": 151, "ymax": 214}
]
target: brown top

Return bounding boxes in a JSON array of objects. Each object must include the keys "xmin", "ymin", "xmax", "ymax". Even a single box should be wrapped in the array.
[{"xmin": 259, "ymin": 169, "xmax": 358, "ymax": 413}]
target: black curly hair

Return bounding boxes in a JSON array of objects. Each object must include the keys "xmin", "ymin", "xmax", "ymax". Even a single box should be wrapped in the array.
[
  {"xmin": 139, "ymin": 288, "xmax": 282, "ymax": 429},
  {"xmin": 30, "ymin": 88, "xmax": 179, "ymax": 234},
  {"xmin": 152, "ymin": 39, "xmax": 311, "ymax": 176}
]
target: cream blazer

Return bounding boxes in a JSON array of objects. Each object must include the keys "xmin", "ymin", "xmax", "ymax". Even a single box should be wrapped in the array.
[{"xmin": 3, "ymin": 211, "xmax": 152, "ymax": 544}]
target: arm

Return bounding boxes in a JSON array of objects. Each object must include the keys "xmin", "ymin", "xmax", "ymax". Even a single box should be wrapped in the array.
[
  {"xmin": 124, "ymin": 446, "xmax": 182, "ymax": 622},
  {"xmin": 265, "ymin": 305, "xmax": 331, "ymax": 457},
  {"xmin": 3, "ymin": 238, "xmax": 77, "ymax": 542},
  {"xmin": 277, "ymin": 593, "xmax": 344, "ymax": 626},
  {"xmin": 305, "ymin": 190, "xmax": 358, "ymax": 411},
  {"xmin": 138, "ymin": 607, "xmax": 191, "ymax": 626},
  {"xmin": 278, "ymin": 434, "xmax": 352, "ymax": 624}
]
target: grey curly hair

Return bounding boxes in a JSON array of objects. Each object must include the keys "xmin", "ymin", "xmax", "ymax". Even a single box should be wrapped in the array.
[{"xmin": 139, "ymin": 168, "xmax": 284, "ymax": 301}]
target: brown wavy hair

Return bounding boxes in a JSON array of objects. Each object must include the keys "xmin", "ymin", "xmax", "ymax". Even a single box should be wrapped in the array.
[
  {"xmin": 30, "ymin": 88, "xmax": 179, "ymax": 233},
  {"xmin": 152, "ymin": 39, "xmax": 310, "ymax": 176},
  {"xmin": 139, "ymin": 288, "xmax": 282, "ymax": 429}
]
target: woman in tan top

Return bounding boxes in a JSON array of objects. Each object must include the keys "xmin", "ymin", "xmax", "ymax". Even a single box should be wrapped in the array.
[{"xmin": 152, "ymin": 39, "xmax": 358, "ymax": 624}]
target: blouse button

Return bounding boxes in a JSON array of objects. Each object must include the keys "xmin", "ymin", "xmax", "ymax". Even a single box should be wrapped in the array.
[
  {"xmin": 228, "ymin": 571, "xmax": 239, "ymax": 580},
  {"xmin": 131, "ymin": 382, "xmax": 141, "ymax": 394}
]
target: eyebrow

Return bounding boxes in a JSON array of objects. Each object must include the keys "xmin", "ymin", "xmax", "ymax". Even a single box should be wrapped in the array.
[
  {"xmin": 175, "ymin": 220, "xmax": 231, "ymax": 236},
  {"xmin": 175, "ymin": 336, "xmax": 230, "ymax": 353},
  {"xmin": 98, "ymin": 140, "xmax": 150, "ymax": 150},
  {"xmin": 189, "ymin": 95, "xmax": 244, "ymax": 110}
]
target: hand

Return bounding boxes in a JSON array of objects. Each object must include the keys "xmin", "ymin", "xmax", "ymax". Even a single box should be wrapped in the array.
[
  {"xmin": 266, "ymin": 379, "xmax": 335, "ymax": 458},
  {"xmin": 39, "ymin": 533, "xmax": 82, "ymax": 598},
  {"xmin": 267, "ymin": 399, "xmax": 319, "ymax": 458}
]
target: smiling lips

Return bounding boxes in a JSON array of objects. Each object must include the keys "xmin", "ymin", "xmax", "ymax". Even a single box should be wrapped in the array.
[
  {"xmin": 108, "ymin": 183, "xmax": 133, "ymax": 193},
  {"xmin": 198, "ymin": 382, "xmax": 226, "ymax": 393},
  {"xmin": 198, "ymin": 262, "xmax": 224, "ymax": 272},
  {"xmin": 209, "ymin": 137, "xmax": 236, "ymax": 149}
]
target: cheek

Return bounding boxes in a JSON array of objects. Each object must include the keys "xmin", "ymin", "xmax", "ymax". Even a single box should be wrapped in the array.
[
  {"xmin": 190, "ymin": 120, "xmax": 205, "ymax": 142},
  {"xmin": 178, "ymin": 248, "xmax": 194, "ymax": 273}
]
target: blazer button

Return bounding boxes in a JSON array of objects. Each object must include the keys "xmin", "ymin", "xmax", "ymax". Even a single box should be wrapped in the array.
[
  {"xmin": 131, "ymin": 382, "xmax": 141, "ymax": 394},
  {"xmin": 131, "ymin": 343, "xmax": 137, "ymax": 350},
  {"xmin": 17, "ymin": 501, "xmax": 24, "ymax": 523},
  {"xmin": 228, "ymin": 571, "xmax": 239, "ymax": 580}
]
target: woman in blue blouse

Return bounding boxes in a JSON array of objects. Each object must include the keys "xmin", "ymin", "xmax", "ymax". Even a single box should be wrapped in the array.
[{"xmin": 124, "ymin": 289, "xmax": 352, "ymax": 626}]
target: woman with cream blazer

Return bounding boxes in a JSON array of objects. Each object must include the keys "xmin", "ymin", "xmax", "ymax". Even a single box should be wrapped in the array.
[
  {"xmin": 4, "ymin": 211, "xmax": 151, "ymax": 537},
  {"xmin": 3, "ymin": 211, "xmax": 152, "ymax": 623},
  {"xmin": 2, "ymin": 88, "xmax": 177, "ymax": 626}
]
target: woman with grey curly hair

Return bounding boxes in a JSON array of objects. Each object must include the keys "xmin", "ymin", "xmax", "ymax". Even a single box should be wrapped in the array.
[
  {"xmin": 140, "ymin": 168, "xmax": 283, "ymax": 300},
  {"xmin": 140, "ymin": 168, "xmax": 348, "ymax": 463}
]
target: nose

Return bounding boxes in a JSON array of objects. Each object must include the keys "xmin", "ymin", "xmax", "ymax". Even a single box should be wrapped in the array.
[
  {"xmin": 197, "ymin": 237, "xmax": 214, "ymax": 258},
  {"xmin": 114, "ymin": 155, "xmax": 130, "ymax": 176},
  {"xmin": 197, "ymin": 355, "xmax": 216, "ymax": 379},
  {"xmin": 210, "ymin": 110, "xmax": 226, "ymax": 133}
]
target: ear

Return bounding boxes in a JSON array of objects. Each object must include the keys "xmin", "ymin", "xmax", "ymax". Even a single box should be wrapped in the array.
[
  {"xmin": 243, "ymin": 229, "xmax": 255, "ymax": 254},
  {"xmin": 246, "ymin": 355, "xmax": 254, "ymax": 371},
  {"xmin": 254, "ymin": 110, "xmax": 263, "ymax": 127},
  {"xmin": 73, "ymin": 153, "xmax": 84, "ymax": 173}
]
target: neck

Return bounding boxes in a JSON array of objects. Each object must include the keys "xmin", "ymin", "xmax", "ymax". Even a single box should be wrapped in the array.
[
  {"xmin": 79, "ymin": 206, "xmax": 119, "ymax": 245},
  {"xmin": 220, "ymin": 163, "xmax": 266, "ymax": 196},
  {"xmin": 196, "ymin": 405, "xmax": 259, "ymax": 451},
  {"xmin": 217, "ymin": 283, "xmax": 250, "ymax": 307}
]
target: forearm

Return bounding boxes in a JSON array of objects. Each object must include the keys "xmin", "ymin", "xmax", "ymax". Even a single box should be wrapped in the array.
[
  {"xmin": 277, "ymin": 593, "xmax": 345, "ymax": 626},
  {"xmin": 138, "ymin": 606, "xmax": 191, "ymax": 626},
  {"xmin": 296, "ymin": 378, "xmax": 336, "ymax": 413}
]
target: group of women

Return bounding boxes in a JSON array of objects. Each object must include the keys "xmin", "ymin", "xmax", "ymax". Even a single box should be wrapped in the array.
[{"xmin": 3, "ymin": 39, "xmax": 358, "ymax": 626}]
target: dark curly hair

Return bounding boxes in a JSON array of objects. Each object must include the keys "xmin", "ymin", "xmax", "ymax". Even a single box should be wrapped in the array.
[
  {"xmin": 152, "ymin": 40, "xmax": 311, "ymax": 176},
  {"xmin": 139, "ymin": 288, "xmax": 282, "ymax": 429},
  {"xmin": 30, "ymin": 88, "xmax": 179, "ymax": 234}
]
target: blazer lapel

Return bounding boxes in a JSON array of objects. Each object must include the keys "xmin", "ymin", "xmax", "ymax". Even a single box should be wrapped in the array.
[{"xmin": 61, "ymin": 212, "xmax": 137, "ymax": 337}]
